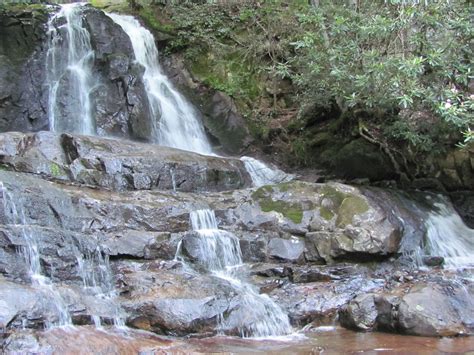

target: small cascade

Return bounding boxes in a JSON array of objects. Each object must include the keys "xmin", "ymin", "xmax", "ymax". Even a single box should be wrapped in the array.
[
  {"xmin": 186, "ymin": 209, "xmax": 292, "ymax": 337},
  {"xmin": 241, "ymin": 156, "xmax": 294, "ymax": 187},
  {"xmin": 46, "ymin": 3, "xmax": 96, "ymax": 135},
  {"xmin": 424, "ymin": 197, "xmax": 474, "ymax": 269},
  {"xmin": 76, "ymin": 246, "xmax": 126, "ymax": 327},
  {"xmin": 0, "ymin": 182, "xmax": 72, "ymax": 328},
  {"xmin": 0, "ymin": 181, "xmax": 126, "ymax": 329},
  {"xmin": 107, "ymin": 13, "xmax": 213, "ymax": 155}
]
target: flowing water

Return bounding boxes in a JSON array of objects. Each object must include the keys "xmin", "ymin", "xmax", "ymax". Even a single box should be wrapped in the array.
[
  {"xmin": 424, "ymin": 196, "xmax": 474, "ymax": 269},
  {"xmin": 12, "ymin": 2, "xmax": 471, "ymax": 347},
  {"xmin": 107, "ymin": 13, "xmax": 213, "ymax": 155},
  {"xmin": 0, "ymin": 182, "xmax": 72, "ymax": 328},
  {"xmin": 0, "ymin": 181, "xmax": 125, "ymax": 329},
  {"xmin": 185, "ymin": 209, "xmax": 292, "ymax": 337},
  {"xmin": 241, "ymin": 156, "xmax": 294, "ymax": 187},
  {"xmin": 107, "ymin": 12, "xmax": 295, "ymax": 187},
  {"xmin": 76, "ymin": 246, "xmax": 126, "ymax": 327},
  {"xmin": 46, "ymin": 3, "xmax": 96, "ymax": 135}
]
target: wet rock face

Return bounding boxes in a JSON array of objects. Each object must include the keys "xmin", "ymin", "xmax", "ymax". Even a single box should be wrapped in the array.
[
  {"xmin": 0, "ymin": 5, "xmax": 151, "ymax": 140},
  {"xmin": 162, "ymin": 54, "xmax": 252, "ymax": 154},
  {"xmin": 118, "ymin": 261, "xmax": 238, "ymax": 335},
  {"xmin": 241, "ymin": 182, "xmax": 403, "ymax": 263},
  {"xmin": 271, "ymin": 275, "xmax": 384, "ymax": 326},
  {"xmin": 0, "ymin": 5, "xmax": 50, "ymax": 133},
  {"xmin": 82, "ymin": 7, "xmax": 153, "ymax": 140},
  {"xmin": 339, "ymin": 280, "xmax": 474, "ymax": 337},
  {"xmin": 0, "ymin": 141, "xmax": 472, "ymax": 340},
  {"xmin": 0, "ymin": 131, "xmax": 252, "ymax": 192}
]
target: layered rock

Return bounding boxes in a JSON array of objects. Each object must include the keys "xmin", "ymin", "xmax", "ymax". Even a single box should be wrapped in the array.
[
  {"xmin": 0, "ymin": 136, "xmax": 471, "ymax": 339},
  {"xmin": 0, "ymin": 131, "xmax": 251, "ymax": 192}
]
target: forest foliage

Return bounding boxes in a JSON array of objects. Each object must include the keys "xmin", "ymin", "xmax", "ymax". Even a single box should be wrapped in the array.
[{"xmin": 144, "ymin": 0, "xmax": 472, "ymax": 165}]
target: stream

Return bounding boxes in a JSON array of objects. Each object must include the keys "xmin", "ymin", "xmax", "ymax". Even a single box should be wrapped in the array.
[{"xmin": 0, "ymin": 2, "xmax": 473, "ymax": 353}]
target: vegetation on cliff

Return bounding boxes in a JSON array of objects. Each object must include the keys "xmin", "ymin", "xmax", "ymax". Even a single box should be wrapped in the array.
[{"xmin": 130, "ymin": 0, "xmax": 472, "ymax": 181}]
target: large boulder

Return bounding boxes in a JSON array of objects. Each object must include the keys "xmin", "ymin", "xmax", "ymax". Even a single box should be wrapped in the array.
[
  {"xmin": 236, "ymin": 181, "xmax": 404, "ymax": 263},
  {"xmin": 0, "ymin": 131, "xmax": 252, "ymax": 192},
  {"xmin": 0, "ymin": 4, "xmax": 50, "ymax": 133},
  {"xmin": 340, "ymin": 280, "xmax": 474, "ymax": 337},
  {"xmin": 117, "ymin": 261, "xmax": 238, "ymax": 335},
  {"xmin": 82, "ymin": 6, "xmax": 153, "ymax": 140},
  {"xmin": 270, "ymin": 275, "xmax": 384, "ymax": 326}
]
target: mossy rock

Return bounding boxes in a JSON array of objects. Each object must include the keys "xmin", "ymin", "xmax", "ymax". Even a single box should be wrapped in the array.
[
  {"xmin": 88, "ymin": 0, "xmax": 129, "ymax": 12},
  {"xmin": 251, "ymin": 184, "xmax": 303, "ymax": 224},
  {"xmin": 335, "ymin": 195, "xmax": 369, "ymax": 227}
]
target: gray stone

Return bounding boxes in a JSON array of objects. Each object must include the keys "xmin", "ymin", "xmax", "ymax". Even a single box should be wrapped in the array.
[
  {"xmin": 0, "ymin": 6, "xmax": 50, "ymax": 134},
  {"xmin": 268, "ymin": 237, "xmax": 304, "ymax": 263},
  {"xmin": 397, "ymin": 283, "xmax": 473, "ymax": 336},
  {"xmin": 339, "ymin": 293, "xmax": 378, "ymax": 331},
  {"xmin": 271, "ymin": 276, "xmax": 384, "ymax": 326},
  {"xmin": 103, "ymin": 231, "xmax": 176, "ymax": 260},
  {"xmin": 422, "ymin": 256, "xmax": 444, "ymax": 267},
  {"xmin": 0, "ymin": 131, "xmax": 252, "ymax": 192}
]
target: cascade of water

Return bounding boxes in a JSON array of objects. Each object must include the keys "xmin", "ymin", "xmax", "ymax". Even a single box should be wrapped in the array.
[
  {"xmin": 76, "ymin": 244, "xmax": 126, "ymax": 327},
  {"xmin": 107, "ymin": 13, "xmax": 212, "ymax": 155},
  {"xmin": 190, "ymin": 208, "xmax": 219, "ymax": 231},
  {"xmin": 187, "ymin": 209, "xmax": 292, "ymax": 337},
  {"xmin": 46, "ymin": 3, "xmax": 96, "ymax": 135},
  {"xmin": 424, "ymin": 197, "xmax": 474, "ymax": 269},
  {"xmin": 0, "ymin": 182, "xmax": 72, "ymax": 328},
  {"xmin": 240, "ymin": 156, "xmax": 294, "ymax": 187}
]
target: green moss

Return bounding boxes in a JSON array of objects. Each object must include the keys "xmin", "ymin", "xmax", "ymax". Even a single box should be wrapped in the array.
[
  {"xmin": 189, "ymin": 51, "xmax": 262, "ymax": 101},
  {"xmin": 321, "ymin": 186, "xmax": 346, "ymax": 208},
  {"xmin": 0, "ymin": 3, "xmax": 47, "ymax": 11},
  {"xmin": 50, "ymin": 162, "xmax": 62, "ymax": 177},
  {"xmin": 88, "ymin": 0, "xmax": 128, "ymax": 12},
  {"xmin": 259, "ymin": 199, "xmax": 303, "ymax": 224},
  {"xmin": 251, "ymin": 184, "xmax": 303, "ymax": 223},
  {"xmin": 277, "ymin": 182, "xmax": 293, "ymax": 192},
  {"xmin": 251, "ymin": 185, "xmax": 274, "ymax": 200},
  {"xmin": 320, "ymin": 206, "xmax": 334, "ymax": 221},
  {"xmin": 139, "ymin": 7, "xmax": 175, "ymax": 34},
  {"xmin": 335, "ymin": 195, "xmax": 369, "ymax": 227}
]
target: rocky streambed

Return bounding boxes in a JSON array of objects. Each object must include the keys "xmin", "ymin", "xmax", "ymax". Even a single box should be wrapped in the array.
[
  {"xmin": 0, "ymin": 2, "xmax": 473, "ymax": 353},
  {"xmin": 0, "ymin": 131, "xmax": 473, "ymax": 353}
]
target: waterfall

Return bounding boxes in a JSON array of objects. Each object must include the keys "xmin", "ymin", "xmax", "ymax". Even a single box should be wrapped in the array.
[
  {"xmin": 0, "ymin": 182, "xmax": 72, "ymax": 328},
  {"xmin": 241, "ymin": 156, "xmax": 294, "ymax": 187},
  {"xmin": 107, "ymin": 13, "xmax": 213, "ymax": 155},
  {"xmin": 187, "ymin": 209, "xmax": 292, "ymax": 337},
  {"xmin": 424, "ymin": 197, "xmax": 474, "ymax": 269},
  {"xmin": 76, "ymin": 246, "xmax": 126, "ymax": 327},
  {"xmin": 0, "ymin": 181, "xmax": 125, "ymax": 329},
  {"xmin": 46, "ymin": 3, "xmax": 96, "ymax": 135}
]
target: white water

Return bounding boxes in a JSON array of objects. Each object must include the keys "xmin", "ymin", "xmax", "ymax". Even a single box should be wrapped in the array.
[
  {"xmin": 425, "ymin": 198, "xmax": 474, "ymax": 269},
  {"xmin": 188, "ymin": 209, "xmax": 292, "ymax": 337},
  {"xmin": 0, "ymin": 181, "xmax": 125, "ymax": 329},
  {"xmin": 0, "ymin": 182, "xmax": 72, "ymax": 328},
  {"xmin": 76, "ymin": 246, "xmax": 126, "ymax": 327},
  {"xmin": 107, "ymin": 13, "xmax": 212, "ymax": 155},
  {"xmin": 241, "ymin": 156, "xmax": 294, "ymax": 187},
  {"xmin": 46, "ymin": 3, "xmax": 96, "ymax": 135}
]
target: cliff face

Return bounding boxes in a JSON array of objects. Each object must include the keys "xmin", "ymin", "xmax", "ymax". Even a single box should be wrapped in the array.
[
  {"xmin": 0, "ymin": 4, "xmax": 50, "ymax": 133},
  {"xmin": 0, "ymin": 4, "xmax": 153, "ymax": 141}
]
